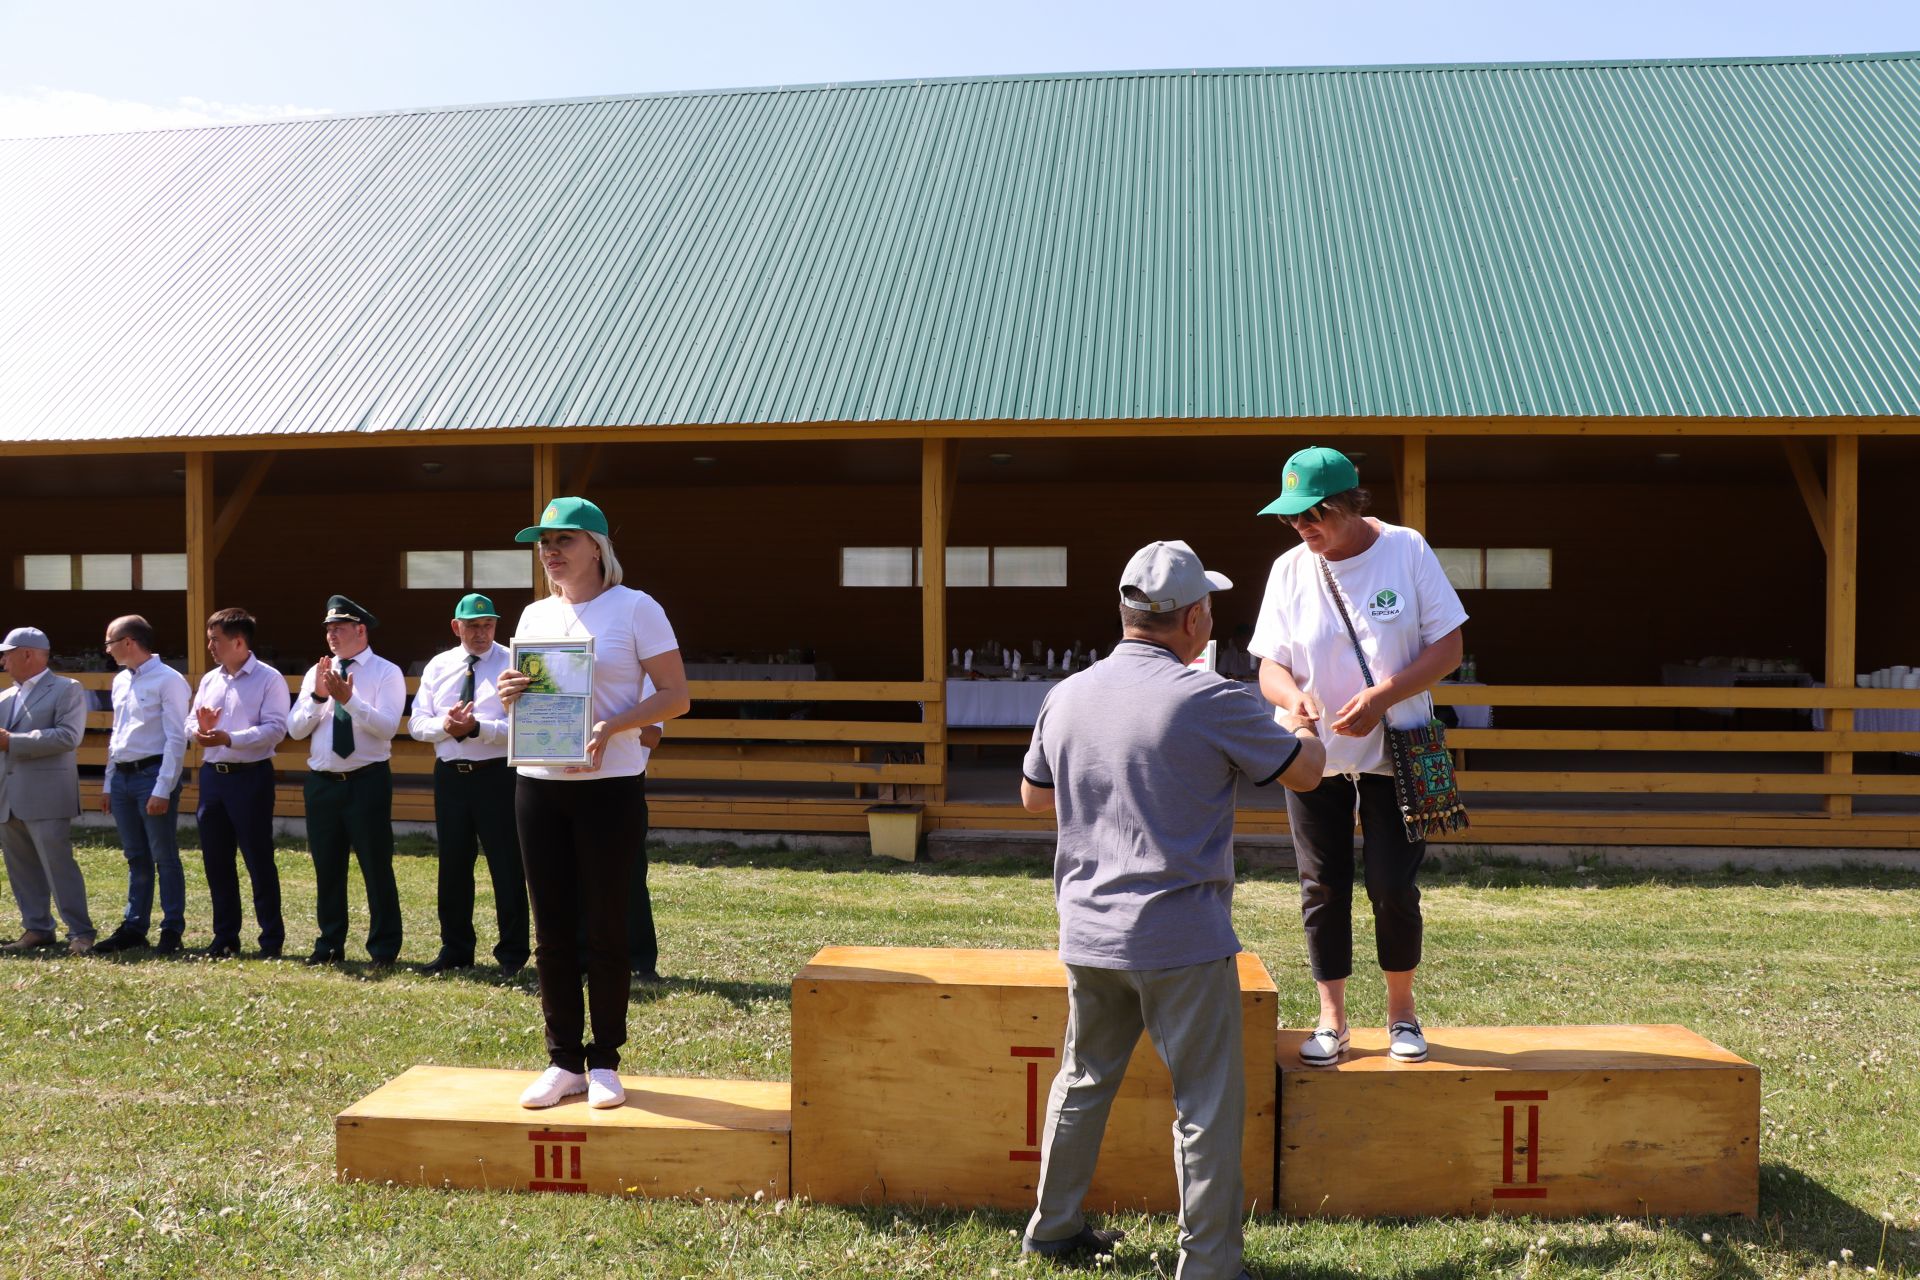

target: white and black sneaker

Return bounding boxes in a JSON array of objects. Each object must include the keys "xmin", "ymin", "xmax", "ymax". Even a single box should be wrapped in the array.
[
  {"xmin": 1388, "ymin": 1020, "xmax": 1429, "ymax": 1063},
  {"xmin": 1299, "ymin": 1026, "xmax": 1350, "ymax": 1067}
]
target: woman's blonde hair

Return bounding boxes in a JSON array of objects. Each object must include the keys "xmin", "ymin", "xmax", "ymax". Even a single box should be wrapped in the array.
[{"xmin": 545, "ymin": 529, "xmax": 624, "ymax": 595}]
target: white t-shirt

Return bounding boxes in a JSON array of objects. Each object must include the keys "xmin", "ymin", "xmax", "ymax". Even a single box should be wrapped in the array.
[
  {"xmin": 1248, "ymin": 521, "xmax": 1468, "ymax": 777},
  {"xmin": 513, "ymin": 585, "xmax": 679, "ymax": 781}
]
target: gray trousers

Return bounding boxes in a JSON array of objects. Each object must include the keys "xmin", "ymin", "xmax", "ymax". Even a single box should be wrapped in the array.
[
  {"xmin": 1028, "ymin": 956, "xmax": 1245, "ymax": 1280},
  {"xmin": 0, "ymin": 816, "xmax": 94, "ymax": 940}
]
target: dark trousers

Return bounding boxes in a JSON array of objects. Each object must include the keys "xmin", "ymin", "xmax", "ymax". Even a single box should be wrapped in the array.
[
  {"xmin": 517, "ymin": 772, "xmax": 649, "ymax": 1073},
  {"xmin": 199, "ymin": 761, "xmax": 283, "ymax": 951},
  {"xmin": 433, "ymin": 759, "xmax": 530, "ymax": 968},
  {"xmin": 304, "ymin": 763, "xmax": 402, "ymax": 961},
  {"xmin": 1285, "ymin": 772, "xmax": 1425, "ymax": 982}
]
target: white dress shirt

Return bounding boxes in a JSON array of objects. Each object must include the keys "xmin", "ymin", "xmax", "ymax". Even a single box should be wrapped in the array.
[
  {"xmin": 104, "ymin": 654, "xmax": 192, "ymax": 793},
  {"xmin": 286, "ymin": 647, "xmax": 406, "ymax": 772},
  {"xmin": 186, "ymin": 653, "xmax": 292, "ymax": 765},
  {"xmin": 408, "ymin": 641, "xmax": 511, "ymax": 762}
]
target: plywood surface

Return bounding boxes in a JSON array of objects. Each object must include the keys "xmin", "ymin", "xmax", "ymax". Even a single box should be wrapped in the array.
[
  {"xmin": 799, "ymin": 945, "xmax": 1277, "ymax": 993},
  {"xmin": 340, "ymin": 1065, "xmax": 790, "ymax": 1130},
  {"xmin": 1276, "ymin": 1023, "xmax": 1752, "ymax": 1074}
]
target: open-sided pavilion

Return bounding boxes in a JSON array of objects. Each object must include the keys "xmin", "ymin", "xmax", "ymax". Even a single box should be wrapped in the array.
[{"xmin": 4, "ymin": 53, "xmax": 1919, "ymax": 848}]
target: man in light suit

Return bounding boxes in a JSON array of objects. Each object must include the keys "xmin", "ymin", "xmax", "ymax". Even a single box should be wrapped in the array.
[{"xmin": 0, "ymin": 627, "xmax": 95, "ymax": 954}]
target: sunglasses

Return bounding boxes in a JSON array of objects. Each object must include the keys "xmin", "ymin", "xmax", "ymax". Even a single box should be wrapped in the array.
[{"xmin": 1279, "ymin": 505, "xmax": 1327, "ymax": 529}]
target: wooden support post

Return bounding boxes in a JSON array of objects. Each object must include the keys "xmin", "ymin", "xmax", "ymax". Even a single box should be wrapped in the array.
[
  {"xmin": 921, "ymin": 439, "xmax": 955, "ymax": 803},
  {"xmin": 181, "ymin": 452, "xmax": 216, "ymax": 692},
  {"xmin": 1397, "ymin": 436, "xmax": 1427, "ymax": 533},
  {"xmin": 531, "ymin": 444, "xmax": 560, "ymax": 590},
  {"xmin": 563, "ymin": 443, "xmax": 602, "ymax": 495},
  {"xmin": 1824, "ymin": 436, "xmax": 1858, "ymax": 817},
  {"xmin": 1781, "ymin": 440, "xmax": 1829, "ymax": 555},
  {"xmin": 209, "ymin": 452, "xmax": 275, "ymax": 559}
]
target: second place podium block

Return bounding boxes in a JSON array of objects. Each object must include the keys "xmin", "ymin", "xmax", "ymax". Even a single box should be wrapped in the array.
[{"xmin": 790, "ymin": 946, "xmax": 1279, "ymax": 1213}]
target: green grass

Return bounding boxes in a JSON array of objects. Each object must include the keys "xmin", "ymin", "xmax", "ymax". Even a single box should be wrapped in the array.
[{"xmin": 1, "ymin": 831, "xmax": 1915, "ymax": 1278}]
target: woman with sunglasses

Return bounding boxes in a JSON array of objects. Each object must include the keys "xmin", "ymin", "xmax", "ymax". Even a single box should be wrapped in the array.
[{"xmin": 1248, "ymin": 446, "xmax": 1467, "ymax": 1068}]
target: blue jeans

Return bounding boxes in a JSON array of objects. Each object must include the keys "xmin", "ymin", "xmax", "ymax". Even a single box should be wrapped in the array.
[{"xmin": 109, "ymin": 762, "xmax": 185, "ymax": 935}]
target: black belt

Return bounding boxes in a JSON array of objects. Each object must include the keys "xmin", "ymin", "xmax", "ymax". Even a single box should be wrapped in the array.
[
  {"xmin": 207, "ymin": 759, "xmax": 274, "ymax": 774},
  {"xmin": 438, "ymin": 757, "xmax": 509, "ymax": 773},
  {"xmin": 309, "ymin": 765, "xmax": 379, "ymax": 781},
  {"xmin": 115, "ymin": 755, "xmax": 162, "ymax": 771}
]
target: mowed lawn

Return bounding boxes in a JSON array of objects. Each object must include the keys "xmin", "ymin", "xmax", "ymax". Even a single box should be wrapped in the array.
[{"xmin": 2, "ymin": 829, "xmax": 1915, "ymax": 1279}]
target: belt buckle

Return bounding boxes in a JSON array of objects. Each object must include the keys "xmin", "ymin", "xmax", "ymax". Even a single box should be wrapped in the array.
[
  {"xmin": 214, "ymin": 762, "xmax": 232, "ymax": 774},
  {"xmin": 454, "ymin": 761, "xmax": 475, "ymax": 773}
]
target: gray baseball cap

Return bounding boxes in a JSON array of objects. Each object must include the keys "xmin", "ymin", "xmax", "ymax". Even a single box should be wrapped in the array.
[
  {"xmin": 0, "ymin": 626, "xmax": 51, "ymax": 652},
  {"xmin": 1118, "ymin": 541, "xmax": 1232, "ymax": 614}
]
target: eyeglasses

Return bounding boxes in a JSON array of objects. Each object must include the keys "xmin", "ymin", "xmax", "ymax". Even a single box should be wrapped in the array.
[{"xmin": 1278, "ymin": 505, "xmax": 1327, "ymax": 529}]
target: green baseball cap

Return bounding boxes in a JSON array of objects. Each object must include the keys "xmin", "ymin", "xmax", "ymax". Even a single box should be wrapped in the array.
[
  {"xmin": 515, "ymin": 495, "xmax": 610, "ymax": 544},
  {"xmin": 453, "ymin": 593, "xmax": 499, "ymax": 621},
  {"xmin": 1257, "ymin": 446, "xmax": 1361, "ymax": 516}
]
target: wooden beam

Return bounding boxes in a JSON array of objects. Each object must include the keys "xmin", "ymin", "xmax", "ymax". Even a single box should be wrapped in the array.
[
  {"xmin": 1428, "ymin": 684, "xmax": 1919, "ymax": 710},
  {"xmin": 1397, "ymin": 435, "xmax": 1427, "ymax": 532},
  {"xmin": 184, "ymin": 452, "xmax": 215, "ymax": 686},
  {"xmin": 209, "ymin": 452, "xmax": 276, "ymax": 559},
  {"xmin": 1825, "ymin": 436, "xmax": 1859, "ymax": 816},
  {"xmin": 921, "ymin": 438, "xmax": 952, "ymax": 802},
  {"xmin": 1444, "ymin": 728, "xmax": 1909, "ymax": 752},
  {"xmin": 1781, "ymin": 439, "xmax": 1828, "ymax": 554},
  {"xmin": 687, "ymin": 679, "xmax": 938, "ymax": 701},
  {"xmin": 563, "ymin": 443, "xmax": 602, "ymax": 495},
  {"xmin": 531, "ymin": 444, "xmax": 560, "ymax": 591}
]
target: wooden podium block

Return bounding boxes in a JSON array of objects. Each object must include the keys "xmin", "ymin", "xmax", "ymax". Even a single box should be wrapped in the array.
[
  {"xmin": 1277, "ymin": 1025, "xmax": 1758, "ymax": 1218},
  {"xmin": 336, "ymin": 1066, "xmax": 789, "ymax": 1199},
  {"xmin": 791, "ymin": 946, "xmax": 1278, "ymax": 1213}
]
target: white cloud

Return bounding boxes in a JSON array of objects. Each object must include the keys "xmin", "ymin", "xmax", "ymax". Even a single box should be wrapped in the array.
[{"xmin": 0, "ymin": 87, "xmax": 334, "ymax": 140}]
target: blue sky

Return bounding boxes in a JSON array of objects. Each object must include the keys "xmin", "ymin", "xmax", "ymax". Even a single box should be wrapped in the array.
[{"xmin": 2, "ymin": 0, "xmax": 1918, "ymax": 136}]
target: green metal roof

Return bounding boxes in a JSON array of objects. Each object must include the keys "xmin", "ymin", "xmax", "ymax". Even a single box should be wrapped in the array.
[{"xmin": 3, "ymin": 52, "xmax": 1920, "ymax": 442}]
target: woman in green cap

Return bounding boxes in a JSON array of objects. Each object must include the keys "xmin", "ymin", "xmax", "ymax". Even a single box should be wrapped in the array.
[
  {"xmin": 1248, "ymin": 447, "xmax": 1467, "ymax": 1068},
  {"xmin": 498, "ymin": 496, "xmax": 690, "ymax": 1111}
]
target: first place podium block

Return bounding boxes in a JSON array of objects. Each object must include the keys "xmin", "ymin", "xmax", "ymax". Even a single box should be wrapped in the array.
[
  {"xmin": 336, "ymin": 1066, "xmax": 790, "ymax": 1199},
  {"xmin": 1278, "ymin": 1025, "xmax": 1758, "ymax": 1218},
  {"xmin": 791, "ymin": 946, "xmax": 1278, "ymax": 1213}
]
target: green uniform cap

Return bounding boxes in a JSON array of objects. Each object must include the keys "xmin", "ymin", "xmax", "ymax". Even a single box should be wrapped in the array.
[
  {"xmin": 322, "ymin": 594, "xmax": 378, "ymax": 627},
  {"xmin": 1257, "ymin": 446, "xmax": 1361, "ymax": 516},
  {"xmin": 453, "ymin": 593, "xmax": 499, "ymax": 621},
  {"xmin": 515, "ymin": 495, "xmax": 610, "ymax": 543}
]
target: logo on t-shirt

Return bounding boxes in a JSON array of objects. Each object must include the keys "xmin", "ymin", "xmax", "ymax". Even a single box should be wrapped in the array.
[{"xmin": 1368, "ymin": 588, "xmax": 1405, "ymax": 621}]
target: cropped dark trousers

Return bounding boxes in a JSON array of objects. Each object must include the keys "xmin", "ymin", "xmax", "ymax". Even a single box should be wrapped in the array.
[
  {"xmin": 1284, "ymin": 772, "xmax": 1425, "ymax": 982},
  {"xmin": 517, "ymin": 773, "xmax": 649, "ymax": 1073}
]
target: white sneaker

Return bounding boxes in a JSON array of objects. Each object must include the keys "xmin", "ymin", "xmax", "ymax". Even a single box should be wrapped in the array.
[
  {"xmin": 587, "ymin": 1068, "xmax": 625, "ymax": 1109},
  {"xmin": 1299, "ymin": 1026, "xmax": 1350, "ymax": 1067},
  {"xmin": 518, "ymin": 1066, "xmax": 587, "ymax": 1109},
  {"xmin": 1389, "ymin": 1019, "xmax": 1429, "ymax": 1062}
]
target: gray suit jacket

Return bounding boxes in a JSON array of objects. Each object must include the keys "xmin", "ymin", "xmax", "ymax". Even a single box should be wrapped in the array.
[{"xmin": 0, "ymin": 673, "xmax": 87, "ymax": 822}]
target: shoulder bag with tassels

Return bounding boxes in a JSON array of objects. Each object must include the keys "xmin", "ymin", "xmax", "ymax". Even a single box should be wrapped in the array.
[{"xmin": 1317, "ymin": 555, "xmax": 1469, "ymax": 842}]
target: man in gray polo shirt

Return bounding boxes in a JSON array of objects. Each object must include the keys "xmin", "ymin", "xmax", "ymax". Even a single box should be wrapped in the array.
[{"xmin": 1019, "ymin": 540, "xmax": 1325, "ymax": 1280}]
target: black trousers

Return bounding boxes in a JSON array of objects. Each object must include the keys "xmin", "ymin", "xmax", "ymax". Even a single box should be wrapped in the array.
[
  {"xmin": 198, "ymin": 761, "xmax": 283, "ymax": 952},
  {"xmin": 304, "ymin": 763, "xmax": 402, "ymax": 962},
  {"xmin": 517, "ymin": 773, "xmax": 650, "ymax": 1073},
  {"xmin": 1284, "ymin": 772, "xmax": 1425, "ymax": 982},
  {"xmin": 433, "ymin": 760, "xmax": 530, "ymax": 968}
]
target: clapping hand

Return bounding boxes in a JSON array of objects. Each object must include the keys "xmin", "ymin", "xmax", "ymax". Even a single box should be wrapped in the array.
[
  {"xmin": 319, "ymin": 660, "xmax": 355, "ymax": 705},
  {"xmin": 444, "ymin": 701, "xmax": 477, "ymax": 739},
  {"xmin": 193, "ymin": 705, "xmax": 231, "ymax": 748}
]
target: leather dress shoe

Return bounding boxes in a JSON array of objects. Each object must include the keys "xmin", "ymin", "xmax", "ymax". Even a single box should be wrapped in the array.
[
  {"xmin": 68, "ymin": 936, "xmax": 96, "ymax": 956},
  {"xmin": 422, "ymin": 952, "xmax": 472, "ymax": 975},
  {"xmin": 201, "ymin": 941, "xmax": 241, "ymax": 959},
  {"xmin": 256, "ymin": 942, "xmax": 284, "ymax": 959},
  {"xmin": 91, "ymin": 927, "xmax": 149, "ymax": 955},
  {"xmin": 1021, "ymin": 1224, "xmax": 1127, "ymax": 1260},
  {"xmin": 155, "ymin": 929, "xmax": 183, "ymax": 955},
  {"xmin": 0, "ymin": 930, "xmax": 57, "ymax": 952},
  {"xmin": 303, "ymin": 946, "xmax": 345, "ymax": 967}
]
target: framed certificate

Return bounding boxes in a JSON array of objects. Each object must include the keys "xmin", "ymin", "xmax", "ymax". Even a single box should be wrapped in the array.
[{"xmin": 508, "ymin": 637, "xmax": 596, "ymax": 767}]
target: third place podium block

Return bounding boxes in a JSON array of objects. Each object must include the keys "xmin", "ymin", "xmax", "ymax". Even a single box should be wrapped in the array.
[
  {"xmin": 1277, "ymin": 1024, "xmax": 1759, "ymax": 1218},
  {"xmin": 791, "ymin": 946, "xmax": 1278, "ymax": 1213}
]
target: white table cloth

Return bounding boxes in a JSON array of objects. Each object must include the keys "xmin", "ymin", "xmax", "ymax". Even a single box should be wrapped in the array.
[{"xmin": 946, "ymin": 678, "xmax": 1057, "ymax": 727}]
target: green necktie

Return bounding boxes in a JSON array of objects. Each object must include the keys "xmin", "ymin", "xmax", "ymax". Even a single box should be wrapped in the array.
[
  {"xmin": 461, "ymin": 653, "xmax": 479, "ymax": 705},
  {"xmin": 330, "ymin": 657, "xmax": 355, "ymax": 758}
]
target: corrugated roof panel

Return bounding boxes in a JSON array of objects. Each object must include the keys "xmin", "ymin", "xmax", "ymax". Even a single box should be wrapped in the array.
[{"xmin": 4, "ymin": 52, "xmax": 1920, "ymax": 443}]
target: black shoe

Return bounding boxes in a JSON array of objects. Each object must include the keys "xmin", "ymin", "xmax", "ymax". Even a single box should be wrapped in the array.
[
  {"xmin": 200, "ymin": 941, "xmax": 240, "ymax": 959},
  {"xmin": 1021, "ymin": 1224, "xmax": 1126, "ymax": 1260},
  {"xmin": 303, "ymin": 946, "xmax": 344, "ymax": 966},
  {"xmin": 365, "ymin": 956, "xmax": 396, "ymax": 972},
  {"xmin": 92, "ymin": 927, "xmax": 148, "ymax": 955},
  {"xmin": 632, "ymin": 968, "xmax": 663, "ymax": 986},
  {"xmin": 155, "ymin": 930, "xmax": 183, "ymax": 955},
  {"xmin": 256, "ymin": 942, "xmax": 283, "ymax": 959},
  {"xmin": 422, "ymin": 952, "xmax": 472, "ymax": 975}
]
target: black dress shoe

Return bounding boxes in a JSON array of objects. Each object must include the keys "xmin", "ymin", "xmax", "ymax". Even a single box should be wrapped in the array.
[
  {"xmin": 422, "ymin": 952, "xmax": 472, "ymax": 974},
  {"xmin": 1021, "ymin": 1224, "xmax": 1127, "ymax": 1259},
  {"xmin": 200, "ymin": 941, "xmax": 240, "ymax": 959},
  {"xmin": 302, "ymin": 947, "xmax": 344, "ymax": 966},
  {"xmin": 155, "ymin": 930, "xmax": 183, "ymax": 955},
  {"xmin": 365, "ymin": 956, "xmax": 396, "ymax": 972},
  {"xmin": 256, "ymin": 942, "xmax": 283, "ymax": 959},
  {"xmin": 632, "ymin": 968, "xmax": 663, "ymax": 986},
  {"xmin": 92, "ymin": 928, "xmax": 148, "ymax": 955}
]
